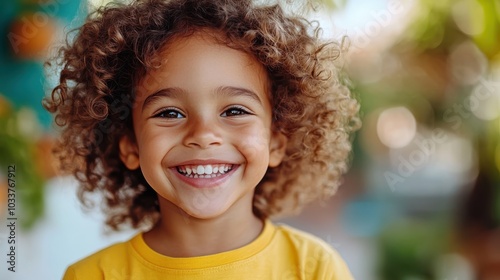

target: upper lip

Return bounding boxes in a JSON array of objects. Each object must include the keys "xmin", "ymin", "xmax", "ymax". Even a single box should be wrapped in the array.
[{"xmin": 172, "ymin": 159, "xmax": 237, "ymax": 167}]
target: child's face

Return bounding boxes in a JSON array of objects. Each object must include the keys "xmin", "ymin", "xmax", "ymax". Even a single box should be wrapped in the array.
[{"xmin": 120, "ymin": 32, "xmax": 287, "ymax": 220}]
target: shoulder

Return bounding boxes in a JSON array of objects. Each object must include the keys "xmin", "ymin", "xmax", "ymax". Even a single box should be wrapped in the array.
[
  {"xmin": 271, "ymin": 223, "xmax": 354, "ymax": 279},
  {"xmin": 62, "ymin": 235, "xmax": 136, "ymax": 280},
  {"xmin": 273, "ymin": 222, "xmax": 336, "ymax": 257}
]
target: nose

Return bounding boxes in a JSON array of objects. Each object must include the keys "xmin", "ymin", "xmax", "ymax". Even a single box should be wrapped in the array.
[{"xmin": 183, "ymin": 115, "xmax": 223, "ymax": 149}]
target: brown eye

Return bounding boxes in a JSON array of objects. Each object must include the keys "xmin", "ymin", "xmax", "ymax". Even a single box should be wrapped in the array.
[
  {"xmin": 154, "ymin": 109, "xmax": 185, "ymax": 118},
  {"xmin": 221, "ymin": 106, "xmax": 250, "ymax": 117}
]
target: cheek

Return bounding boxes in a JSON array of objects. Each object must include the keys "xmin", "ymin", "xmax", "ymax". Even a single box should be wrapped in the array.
[
  {"xmin": 137, "ymin": 129, "xmax": 174, "ymax": 163},
  {"xmin": 236, "ymin": 125, "xmax": 271, "ymax": 163}
]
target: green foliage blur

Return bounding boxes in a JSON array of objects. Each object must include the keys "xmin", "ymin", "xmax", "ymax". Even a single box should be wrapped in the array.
[{"xmin": 0, "ymin": 96, "xmax": 44, "ymax": 229}]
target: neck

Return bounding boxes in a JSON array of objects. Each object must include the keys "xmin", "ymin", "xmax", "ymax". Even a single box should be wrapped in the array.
[{"xmin": 143, "ymin": 197, "xmax": 264, "ymax": 257}]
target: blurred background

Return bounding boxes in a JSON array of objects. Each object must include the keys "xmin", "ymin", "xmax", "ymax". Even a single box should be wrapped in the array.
[{"xmin": 0, "ymin": 0, "xmax": 499, "ymax": 279}]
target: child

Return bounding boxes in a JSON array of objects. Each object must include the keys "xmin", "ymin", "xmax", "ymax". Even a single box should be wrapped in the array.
[{"xmin": 44, "ymin": 0, "xmax": 359, "ymax": 278}]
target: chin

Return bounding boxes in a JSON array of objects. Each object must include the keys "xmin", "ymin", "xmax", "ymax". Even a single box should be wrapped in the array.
[{"xmin": 182, "ymin": 205, "xmax": 230, "ymax": 220}]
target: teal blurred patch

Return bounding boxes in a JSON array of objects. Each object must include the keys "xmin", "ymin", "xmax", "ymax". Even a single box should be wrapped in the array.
[{"xmin": 0, "ymin": 0, "xmax": 87, "ymax": 128}]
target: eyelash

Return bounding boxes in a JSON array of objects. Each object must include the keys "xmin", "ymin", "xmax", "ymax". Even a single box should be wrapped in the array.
[
  {"xmin": 221, "ymin": 106, "xmax": 251, "ymax": 117},
  {"xmin": 152, "ymin": 106, "xmax": 252, "ymax": 119},
  {"xmin": 153, "ymin": 108, "xmax": 185, "ymax": 119}
]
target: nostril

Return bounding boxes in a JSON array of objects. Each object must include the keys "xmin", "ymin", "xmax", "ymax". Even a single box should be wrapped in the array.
[
  {"xmin": 183, "ymin": 121, "xmax": 223, "ymax": 148},
  {"xmin": 184, "ymin": 136, "xmax": 223, "ymax": 148}
]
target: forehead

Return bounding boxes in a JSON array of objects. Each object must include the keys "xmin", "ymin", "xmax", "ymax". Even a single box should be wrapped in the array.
[{"xmin": 134, "ymin": 31, "xmax": 270, "ymax": 99}]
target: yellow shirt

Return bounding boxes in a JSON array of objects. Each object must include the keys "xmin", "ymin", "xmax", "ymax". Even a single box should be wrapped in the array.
[{"xmin": 63, "ymin": 220, "xmax": 353, "ymax": 279}]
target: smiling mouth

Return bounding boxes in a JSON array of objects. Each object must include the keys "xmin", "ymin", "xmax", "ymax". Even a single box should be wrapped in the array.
[{"xmin": 176, "ymin": 164, "xmax": 234, "ymax": 178}]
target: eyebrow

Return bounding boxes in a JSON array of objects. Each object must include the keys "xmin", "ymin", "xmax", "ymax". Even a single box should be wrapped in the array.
[
  {"xmin": 215, "ymin": 86, "xmax": 263, "ymax": 105},
  {"xmin": 142, "ymin": 87, "xmax": 184, "ymax": 112},
  {"xmin": 141, "ymin": 86, "xmax": 262, "ymax": 112}
]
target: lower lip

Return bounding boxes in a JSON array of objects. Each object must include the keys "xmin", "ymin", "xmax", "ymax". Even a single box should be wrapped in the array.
[{"xmin": 172, "ymin": 166, "xmax": 239, "ymax": 189}]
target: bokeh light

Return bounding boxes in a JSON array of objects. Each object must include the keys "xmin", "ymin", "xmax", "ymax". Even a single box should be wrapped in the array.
[{"xmin": 376, "ymin": 106, "xmax": 417, "ymax": 149}]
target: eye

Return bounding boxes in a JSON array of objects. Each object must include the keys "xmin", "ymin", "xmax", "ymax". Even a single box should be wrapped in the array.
[
  {"xmin": 221, "ymin": 106, "xmax": 251, "ymax": 117},
  {"xmin": 153, "ymin": 108, "xmax": 185, "ymax": 119}
]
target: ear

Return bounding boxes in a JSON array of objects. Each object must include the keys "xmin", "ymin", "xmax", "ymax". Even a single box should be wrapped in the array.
[
  {"xmin": 268, "ymin": 130, "xmax": 287, "ymax": 168},
  {"xmin": 119, "ymin": 135, "xmax": 140, "ymax": 170}
]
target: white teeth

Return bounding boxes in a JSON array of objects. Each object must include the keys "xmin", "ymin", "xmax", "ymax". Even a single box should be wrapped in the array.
[
  {"xmin": 197, "ymin": 165, "xmax": 204, "ymax": 174},
  {"xmin": 205, "ymin": 165, "xmax": 213, "ymax": 175},
  {"xmin": 177, "ymin": 164, "xmax": 233, "ymax": 178}
]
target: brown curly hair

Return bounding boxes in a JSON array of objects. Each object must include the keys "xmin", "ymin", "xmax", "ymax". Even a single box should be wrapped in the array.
[{"xmin": 44, "ymin": 0, "xmax": 360, "ymax": 230}]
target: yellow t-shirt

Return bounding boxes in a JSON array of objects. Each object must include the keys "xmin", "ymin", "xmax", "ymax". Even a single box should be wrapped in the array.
[{"xmin": 63, "ymin": 220, "xmax": 353, "ymax": 279}]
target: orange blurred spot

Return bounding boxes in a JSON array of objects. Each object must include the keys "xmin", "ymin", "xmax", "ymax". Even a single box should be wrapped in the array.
[{"xmin": 8, "ymin": 12, "xmax": 59, "ymax": 59}]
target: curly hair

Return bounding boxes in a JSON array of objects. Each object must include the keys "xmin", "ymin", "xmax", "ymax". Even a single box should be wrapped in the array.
[{"xmin": 44, "ymin": 0, "xmax": 360, "ymax": 230}]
